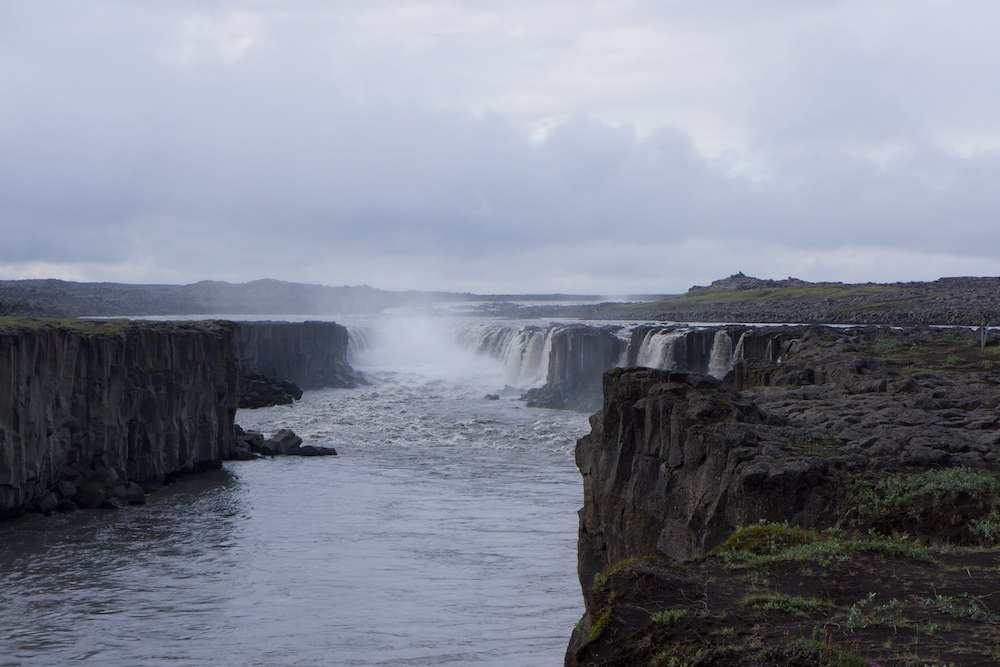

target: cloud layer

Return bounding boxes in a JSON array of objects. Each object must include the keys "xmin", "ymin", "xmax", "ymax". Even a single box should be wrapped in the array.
[{"xmin": 2, "ymin": 1, "xmax": 1000, "ymax": 292}]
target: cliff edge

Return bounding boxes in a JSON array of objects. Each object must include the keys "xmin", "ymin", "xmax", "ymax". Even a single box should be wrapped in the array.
[
  {"xmin": 0, "ymin": 320, "xmax": 238, "ymax": 517},
  {"xmin": 568, "ymin": 326, "xmax": 1000, "ymax": 666}
]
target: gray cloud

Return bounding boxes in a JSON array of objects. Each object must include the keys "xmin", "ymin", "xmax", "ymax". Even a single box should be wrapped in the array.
[{"xmin": 2, "ymin": 1, "xmax": 1000, "ymax": 292}]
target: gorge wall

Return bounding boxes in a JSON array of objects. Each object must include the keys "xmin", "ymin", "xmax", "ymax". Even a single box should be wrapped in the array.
[
  {"xmin": 567, "ymin": 326, "xmax": 1000, "ymax": 666},
  {"xmin": 0, "ymin": 321, "xmax": 239, "ymax": 517},
  {"xmin": 0, "ymin": 319, "xmax": 358, "ymax": 518},
  {"xmin": 235, "ymin": 320, "xmax": 359, "ymax": 390}
]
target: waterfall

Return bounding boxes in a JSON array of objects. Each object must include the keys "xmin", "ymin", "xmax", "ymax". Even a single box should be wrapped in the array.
[
  {"xmin": 634, "ymin": 329, "xmax": 686, "ymax": 370},
  {"xmin": 732, "ymin": 331, "xmax": 747, "ymax": 364},
  {"xmin": 456, "ymin": 322, "xmax": 558, "ymax": 388},
  {"xmin": 707, "ymin": 330, "xmax": 733, "ymax": 379},
  {"xmin": 346, "ymin": 326, "xmax": 374, "ymax": 363}
]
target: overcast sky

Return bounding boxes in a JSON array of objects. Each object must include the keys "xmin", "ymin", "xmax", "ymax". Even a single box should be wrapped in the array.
[{"xmin": 2, "ymin": 1, "xmax": 1000, "ymax": 293}]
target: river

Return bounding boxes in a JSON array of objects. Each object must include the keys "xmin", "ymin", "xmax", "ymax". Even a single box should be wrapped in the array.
[{"xmin": 0, "ymin": 315, "xmax": 590, "ymax": 666}]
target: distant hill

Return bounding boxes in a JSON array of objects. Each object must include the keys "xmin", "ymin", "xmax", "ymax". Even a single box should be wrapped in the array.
[
  {"xmin": 0, "ymin": 278, "xmax": 476, "ymax": 317},
  {"xmin": 474, "ymin": 273, "xmax": 1000, "ymax": 326}
]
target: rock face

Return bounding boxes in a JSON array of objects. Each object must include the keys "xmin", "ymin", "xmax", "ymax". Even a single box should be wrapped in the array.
[
  {"xmin": 574, "ymin": 368, "xmax": 839, "ymax": 584},
  {"xmin": 0, "ymin": 321, "xmax": 238, "ymax": 517},
  {"xmin": 568, "ymin": 325, "xmax": 1000, "ymax": 665},
  {"xmin": 235, "ymin": 321, "xmax": 361, "ymax": 396},
  {"xmin": 522, "ymin": 325, "xmax": 626, "ymax": 412}
]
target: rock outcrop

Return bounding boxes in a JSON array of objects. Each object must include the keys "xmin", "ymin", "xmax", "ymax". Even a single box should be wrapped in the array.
[
  {"xmin": 235, "ymin": 321, "xmax": 362, "ymax": 397},
  {"xmin": 0, "ymin": 320, "xmax": 238, "ymax": 518},
  {"xmin": 568, "ymin": 325, "xmax": 1000, "ymax": 666},
  {"xmin": 0, "ymin": 318, "xmax": 359, "ymax": 518},
  {"xmin": 522, "ymin": 325, "xmax": 626, "ymax": 412},
  {"xmin": 233, "ymin": 427, "xmax": 337, "ymax": 457}
]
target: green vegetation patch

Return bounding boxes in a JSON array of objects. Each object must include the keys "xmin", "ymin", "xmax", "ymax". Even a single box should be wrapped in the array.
[
  {"xmin": 663, "ymin": 284, "xmax": 903, "ymax": 307},
  {"xmin": 710, "ymin": 523, "xmax": 937, "ymax": 567},
  {"xmin": 592, "ymin": 554, "xmax": 664, "ymax": 592},
  {"xmin": 918, "ymin": 594, "xmax": 1000, "ymax": 624},
  {"xmin": 969, "ymin": 513, "xmax": 1000, "ymax": 546},
  {"xmin": 588, "ymin": 607, "xmax": 612, "ymax": 642},
  {"xmin": 743, "ymin": 592, "xmax": 830, "ymax": 615},
  {"xmin": 846, "ymin": 468, "xmax": 1000, "ymax": 542},
  {"xmin": 755, "ymin": 638, "xmax": 868, "ymax": 667},
  {"xmin": 649, "ymin": 608, "xmax": 687, "ymax": 625}
]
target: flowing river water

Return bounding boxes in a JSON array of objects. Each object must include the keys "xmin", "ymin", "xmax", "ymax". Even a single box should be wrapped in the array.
[{"xmin": 0, "ymin": 315, "xmax": 591, "ymax": 666}]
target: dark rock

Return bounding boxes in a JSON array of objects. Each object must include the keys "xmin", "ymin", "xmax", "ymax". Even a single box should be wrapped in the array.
[
  {"xmin": 236, "ymin": 321, "xmax": 363, "ymax": 395},
  {"xmin": 484, "ymin": 393, "xmax": 500, "ymax": 400},
  {"xmin": 237, "ymin": 371, "xmax": 303, "ymax": 409},
  {"xmin": 38, "ymin": 492, "xmax": 58, "ymax": 514},
  {"xmin": 110, "ymin": 482, "xmax": 146, "ymax": 505},
  {"xmin": 249, "ymin": 428, "xmax": 337, "ymax": 457},
  {"xmin": 53, "ymin": 499, "xmax": 78, "ymax": 513},
  {"xmin": 295, "ymin": 445, "xmax": 338, "ymax": 456},
  {"xmin": 57, "ymin": 480, "xmax": 78, "ymax": 499},
  {"xmin": 77, "ymin": 479, "xmax": 108, "ymax": 509},
  {"xmin": 567, "ymin": 325, "xmax": 1000, "ymax": 665},
  {"xmin": 0, "ymin": 320, "xmax": 238, "ymax": 517},
  {"xmin": 99, "ymin": 498, "xmax": 125, "ymax": 510},
  {"xmin": 522, "ymin": 325, "xmax": 625, "ymax": 412}
]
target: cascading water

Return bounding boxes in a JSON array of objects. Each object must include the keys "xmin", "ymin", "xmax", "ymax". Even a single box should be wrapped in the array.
[
  {"xmin": 634, "ymin": 329, "xmax": 687, "ymax": 370},
  {"xmin": 456, "ymin": 322, "xmax": 560, "ymax": 389},
  {"xmin": 732, "ymin": 331, "xmax": 747, "ymax": 364},
  {"xmin": 633, "ymin": 328, "xmax": 736, "ymax": 379},
  {"xmin": 346, "ymin": 326, "xmax": 374, "ymax": 363},
  {"xmin": 707, "ymin": 331, "xmax": 734, "ymax": 379}
]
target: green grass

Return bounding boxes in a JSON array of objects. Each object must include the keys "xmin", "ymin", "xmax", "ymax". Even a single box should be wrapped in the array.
[
  {"xmin": 592, "ymin": 554, "xmax": 663, "ymax": 591},
  {"xmin": 847, "ymin": 468, "xmax": 1000, "ymax": 525},
  {"xmin": 918, "ymin": 594, "xmax": 1000, "ymax": 623},
  {"xmin": 743, "ymin": 592, "xmax": 829, "ymax": 615},
  {"xmin": 968, "ymin": 513, "xmax": 1000, "ymax": 546},
  {"xmin": 650, "ymin": 608, "xmax": 688, "ymax": 624},
  {"xmin": 661, "ymin": 284, "xmax": 902, "ymax": 307},
  {"xmin": 588, "ymin": 607, "xmax": 612, "ymax": 642},
  {"xmin": 755, "ymin": 638, "xmax": 868, "ymax": 667},
  {"xmin": 843, "ymin": 592, "xmax": 905, "ymax": 631},
  {"xmin": 710, "ymin": 523, "xmax": 937, "ymax": 567}
]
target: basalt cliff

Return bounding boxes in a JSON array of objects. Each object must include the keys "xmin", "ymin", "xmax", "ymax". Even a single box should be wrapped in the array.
[
  {"xmin": 568, "ymin": 326, "xmax": 1000, "ymax": 666},
  {"xmin": 0, "ymin": 319, "xmax": 355, "ymax": 518}
]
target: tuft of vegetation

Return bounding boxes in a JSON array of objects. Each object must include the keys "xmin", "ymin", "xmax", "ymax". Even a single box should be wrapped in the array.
[
  {"xmin": 846, "ymin": 468, "xmax": 1000, "ymax": 535},
  {"xmin": 710, "ymin": 523, "xmax": 937, "ymax": 568},
  {"xmin": 588, "ymin": 608, "xmax": 612, "ymax": 642},
  {"xmin": 969, "ymin": 513, "xmax": 1000, "ymax": 546},
  {"xmin": 918, "ymin": 594, "xmax": 1000, "ymax": 624},
  {"xmin": 592, "ymin": 555, "xmax": 663, "ymax": 592},
  {"xmin": 712, "ymin": 522, "xmax": 818, "ymax": 556},
  {"xmin": 650, "ymin": 608, "xmax": 687, "ymax": 625},
  {"xmin": 843, "ymin": 593, "xmax": 910, "ymax": 632},
  {"xmin": 755, "ymin": 638, "xmax": 868, "ymax": 667},
  {"xmin": 743, "ymin": 592, "xmax": 829, "ymax": 615}
]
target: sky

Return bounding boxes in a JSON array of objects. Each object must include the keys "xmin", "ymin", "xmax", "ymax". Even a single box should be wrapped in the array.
[{"xmin": 2, "ymin": 0, "xmax": 1000, "ymax": 294}]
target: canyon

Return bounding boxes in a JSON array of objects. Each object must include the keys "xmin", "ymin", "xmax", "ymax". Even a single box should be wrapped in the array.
[
  {"xmin": 0, "ymin": 319, "xmax": 354, "ymax": 518},
  {"xmin": 3, "ymin": 287, "xmax": 1000, "ymax": 665}
]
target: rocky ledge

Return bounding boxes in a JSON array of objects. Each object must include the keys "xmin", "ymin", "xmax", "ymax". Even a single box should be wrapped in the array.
[
  {"xmin": 0, "ymin": 318, "xmax": 354, "ymax": 519},
  {"xmin": 567, "ymin": 326, "xmax": 1000, "ymax": 666}
]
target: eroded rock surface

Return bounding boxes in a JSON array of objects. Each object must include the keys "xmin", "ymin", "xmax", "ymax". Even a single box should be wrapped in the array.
[
  {"xmin": 568, "ymin": 325, "xmax": 1000, "ymax": 666},
  {"xmin": 0, "ymin": 320, "xmax": 238, "ymax": 518}
]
